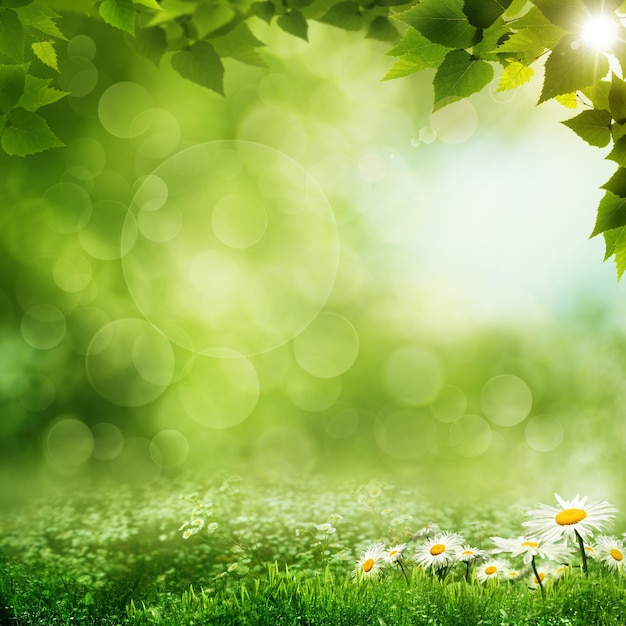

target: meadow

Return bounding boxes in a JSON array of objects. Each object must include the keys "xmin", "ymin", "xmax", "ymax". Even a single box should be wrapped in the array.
[{"xmin": 2, "ymin": 476, "xmax": 626, "ymax": 625}]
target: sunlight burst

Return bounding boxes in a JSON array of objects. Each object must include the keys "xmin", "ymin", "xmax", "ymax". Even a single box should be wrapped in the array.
[{"xmin": 581, "ymin": 14, "xmax": 619, "ymax": 51}]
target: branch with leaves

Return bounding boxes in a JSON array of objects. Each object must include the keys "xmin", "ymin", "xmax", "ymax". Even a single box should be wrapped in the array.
[{"xmin": 3, "ymin": 0, "xmax": 626, "ymax": 276}]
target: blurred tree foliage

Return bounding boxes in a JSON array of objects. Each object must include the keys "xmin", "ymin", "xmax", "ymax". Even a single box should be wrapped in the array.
[{"xmin": 3, "ymin": 0, "xmax": 626, "ymax": 273}]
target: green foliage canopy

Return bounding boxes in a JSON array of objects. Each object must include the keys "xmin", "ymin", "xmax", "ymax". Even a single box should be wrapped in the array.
[{"xmin": 2, "ymin": 0, "xmax": 626, "ymax": 275}]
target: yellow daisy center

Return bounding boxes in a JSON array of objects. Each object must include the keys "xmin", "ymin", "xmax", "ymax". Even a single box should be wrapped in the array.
[
  {"xmin": 429, "ymin": 543, "xmax": 446, "ymax": 556},
  {"xmin": 555, "ymin": 508, "xmax": 587, "ymax": 526},
  {"xmin": 534, "ymin": 572, "xmax": 546, "ymax": 583},
  {"xmin": 484, "ymin": 566, "xmax": 497, "ymax": 575},
  {"xmin": 389, "ymin": 550, "xmax": 398, "ymax": 557},
  {"xmin": 462, "ymin": 550, "xmax": 473, "ymax": 555},
  {"xmin": 521, "ymin": 541, "xmax": 539, "ymax": 548},
  {"xmin": 610, "ymin": 548, "xmax": 623, "ymax": 562},
  {"xmin": 363, "ymin": 558, "xmax": 375, "ymax": 572}
]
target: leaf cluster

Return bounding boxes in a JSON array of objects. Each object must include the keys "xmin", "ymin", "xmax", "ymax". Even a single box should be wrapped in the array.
[
  {"xmin": 0, "ymin": 0, "xmax": 68, "ymax": 156},
  {"xmin": 3, "ymin": 0, "xmax": 626, "ymax": 276},
  {"xmin": 385, "ymin": 0, "xmax": 626, "ymax": 277}
]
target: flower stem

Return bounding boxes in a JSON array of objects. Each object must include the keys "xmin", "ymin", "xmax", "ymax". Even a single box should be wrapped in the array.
[
  {"xmin": 398, "ymin": 560, "xmax": 410, "ymax": 587},
  {"xmin": 530, "ymin": 555, "xmax": 545, "ymax": 599},
  {"xmin": 575, "ymin": 529, "xmax": 589, "ymax": 577},
  {"xmin": 465, "ymin": 561, "xmax": 470, "ymax": 582}
]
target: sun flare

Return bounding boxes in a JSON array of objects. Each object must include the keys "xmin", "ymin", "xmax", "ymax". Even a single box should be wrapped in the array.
[{"xmin": 581, "ymin": 14, "xmax": 619, "ymax": 51}]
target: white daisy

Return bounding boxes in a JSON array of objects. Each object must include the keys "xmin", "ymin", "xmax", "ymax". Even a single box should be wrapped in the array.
[
  {"xmin": 528, "ymin": 565, "xmax": 553, "ymax": 590},
  {"xmin": 455, "ymin": 544, "xmax": 485, "ymax": 562},
  {"xmin": 414, "ymin": 532, "xmax": 464, "ymax": 569},
  {"xmin": 522, "ymin": 494, "xmax": 617, "ymax": 544},
  {"xmin": 385, "ymin": 543, "xmax": 407, "ymax": 565},
  {"xmin": 314, "ymin": 523, "xmax": 336, "ymax": 535},
  {"xmin": 505, "ymin": 567, "xmax": 522, "ymax": 580},
  {"xmin": 410, "ymin": 522, "xmax": 440, "ymax": 541},
  {"xmin": 353, "ymin": 543, "xmax": 387, "ymax": 581},
  {"xmin": 476, "ymin": 559, "xmax": 509, "ymax": 583},
  {"xmin": 594, "ymin": 535, "xmax": 626, "ymax": 571},
  {"xmin": 491, "ymin": 535, "xmax": 571, "ymax": 565}
]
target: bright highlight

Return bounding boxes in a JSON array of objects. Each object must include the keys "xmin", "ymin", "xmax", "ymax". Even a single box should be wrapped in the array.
[{"xmin": 581, "ymin": 15, "xmax": 619, "ymax": 51}]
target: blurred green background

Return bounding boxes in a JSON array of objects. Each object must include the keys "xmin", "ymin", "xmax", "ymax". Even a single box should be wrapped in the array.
[{"xmin": 2, "ymin": 10, "xmax": 625, "ymax": 508}]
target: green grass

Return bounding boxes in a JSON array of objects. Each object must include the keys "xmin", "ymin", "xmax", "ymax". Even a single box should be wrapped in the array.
[
  {"xmin": 2, "ymin": 478, "xmax": 626, "ymax": 625},
  {"xmin": 125, "ymin": 565, "xmax": 626, "ymax": 626}
]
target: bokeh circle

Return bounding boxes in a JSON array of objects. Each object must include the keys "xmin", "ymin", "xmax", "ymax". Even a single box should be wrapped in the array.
[{"xmin": 122, "ymin": 141, "xmax": 338, "ymax": 356}]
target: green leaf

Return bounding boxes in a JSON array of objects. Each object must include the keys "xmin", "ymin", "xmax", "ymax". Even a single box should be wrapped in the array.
[
  {"xmin": 538, "ymin": 35, "xmax": 609, "ymax": 103},
  {"xmin": 604, "ymin": 226, "xmax": 626, "ymax": 261},
  {"xmin": 99, "ymin": 0, "xmax": 135, "ymax": 35},
  {"xmin": 210, "ymin": 22, "xmax": 266, "ymax": 67},
  {"xmin": 277, "ymin": 10, "xmax": 308, "ymax": 41},
  {"xmin": 613, "ymin": 121, "xmax": 626, "ymax": 141},
  {"xmin": 602, "ymin": 168, "xmax": 626, "ymax": 197},
  {"xmin": 0, "ymin": 0, "xmax": 34, "ymax": 6},
  {"xmin": 365, "ymin": 16, "xmax": 399, "ymax": 42},
  {"xmin": 472, "ymin": 18, "xmax": 509, "ymax": 61},
  {"xmin": 496, "ymin": 30, "xmax": 546, "ymax": 61},
  {"xmin": 15, "ymin": 3, "xmax": 65, "ymax": 40},
  {"xmin": 383, "ymin": 53, "xmax": 433, "ymax": 79},
  {"xmin": 318, "ymin": 2, "xmax": 362, "ymax": 31},
  {"xmin": 387, "ymin": 27, "xmax": 448, "ymax": 59},
  {"xmin": 147, "ymin": 0, "xmax": 193, "ymax": 26},
  {"xmin": 0, "ymin": 63, "xmax": 27, "ymax": 114},
  {"xmin": 286, "ymin": 0, "xmax": 314, "ymax": 9},
  {"xmin": 531, "ymin": 0, "xmax": 587, "ymax": 30},
  {"xmin": 614, "ymin": 235, "xmax": 626, "ymax": 278},
  {"xmin": 16, "ymin": 74, "xmax": 67, "ymax": 110},
  {"xmin": 582, "ymin": 80, "xmax": 610, "ymax": 111},
  {"xmin": 463, "ymin": 0, "xmax": 512, "ymax": 29},
  {"xmin": 0, "ymin": 8, "xmax": 24, "ymax": 61},
  {"xmin": 555, "ymin": 92, "xmax": 578, "ymax": 108},
  {"xmin": 133, "ymin": 0, "xmax": 161, "ymax": 9},
  {"xmin": 561, "ymin": 109, "xmax": 612, "ymax": 147},
  {"xmin": 606, "ymin": 136, "xmax": 626, "ymax": 166},
  {"xmin": 398, "ymin": 0, "xmax": 478, "ymax": 49},
  {"xmin": 132, "ymin": 25, "xmax": 167, "ymax": 66},
  {"xmin": 496, "ymin": 61, "xmax": 534, "ymax": 91},
  {"xmin": 433, "ymin": 49, "xmax": 494, "ymax": 109},
  {"xmin": 1, "ymin": 107, "xmax": 62, "ymax": 155},
  {"xmin": 508, "ymin": 7, "xmax": 566, "ymax": 48},
  {"xmin": 251, "ymin": 2, "xmax": 275, "ymax": 24},
  {"xmin": 31, "ymin": 40, "xmax": 58, "ymax": 71},
  {"xmin": 170, "ymin": 41, "xmax": 224, "ymax": 95},
  {"xmin": 609, "ymin": 73, "xmax": 626, "ymax": 124},
  {"xmin": 591, "ymin": 191, "xmax": 626, "ymax": 237},
  {"xmin": 193, "ymin": 2, "xmax": 235, "ymax": 39}
]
